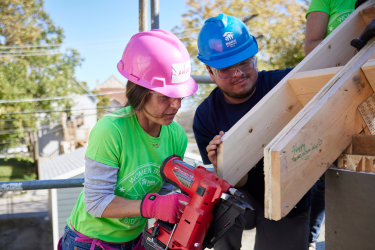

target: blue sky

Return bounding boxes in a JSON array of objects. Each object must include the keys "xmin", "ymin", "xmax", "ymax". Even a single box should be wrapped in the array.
[{"xmin": 44, "ymin": 1, "xmax": 190, "ymax": 90}]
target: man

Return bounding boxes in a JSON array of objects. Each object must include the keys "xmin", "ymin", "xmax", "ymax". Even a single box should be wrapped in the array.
[{"xmin": 193, "ymin": 14, "xmax": 311, "ymax": 250}]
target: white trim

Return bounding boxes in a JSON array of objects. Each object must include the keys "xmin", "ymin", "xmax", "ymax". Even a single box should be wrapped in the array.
[
  {"xmin": 51, "ymin": 189, "xmax": 59, "ymax": 248},
  {"xmin": 53, "ymin": 166, "xmax": 85, "ymax": 180}
]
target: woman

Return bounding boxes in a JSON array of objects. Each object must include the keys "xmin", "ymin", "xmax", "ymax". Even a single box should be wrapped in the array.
[{"xmin": 58, "ymin": 29, "xmax": 198, "ymax": 250}]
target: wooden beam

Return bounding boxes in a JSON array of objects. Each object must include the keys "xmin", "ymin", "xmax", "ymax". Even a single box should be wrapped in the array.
[
  {"xmin": 352, "ymin": 134, "xmax": 375, "ymax": 155},
  {"xmin": 264, "ymin": 39, "xmax": 375, "ymax": 220},
  {"xmin": 216, "ymin": 81, "xmax": 302, "ymax": 184},
  {"xmin": 360, "ymin": 5, "xmax": 375, "ymax": 25},
  {"xmin": 361, "ymin": 59, "xmax": 375, "ymax": 90},
  {"xmin": 338, "ymin": 154, "xmax": 375, "ymax": 173},
  {"xmin": 288, "ymin": 67, "xmax": 342, "ymax": 106},
  {"xmin": 216, "ymin": 0, "xmax": 372, "ymax": 186}
]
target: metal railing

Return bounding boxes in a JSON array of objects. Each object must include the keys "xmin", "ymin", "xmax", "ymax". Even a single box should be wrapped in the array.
[
  {"xmin": 191, "ymin": 75, "xmax": 215, "ymax": 84},
  {"xmin": 0, "ymin": 178, "xmax": 84, "ymax": 192}
]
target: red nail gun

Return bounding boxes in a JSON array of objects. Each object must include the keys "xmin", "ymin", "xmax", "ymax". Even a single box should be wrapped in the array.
[{"xmin": 142, "ymin": 155, "xmax": 253, "ymax": 250}]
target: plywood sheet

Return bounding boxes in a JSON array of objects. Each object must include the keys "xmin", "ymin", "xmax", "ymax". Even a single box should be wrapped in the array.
[
  {"xmin": 326, "ymin": 169, "xmax": 375, "ymax": 250},
  {"xmin": 358, "ymin": 92, "xmax": 375, "ymax": 134}
]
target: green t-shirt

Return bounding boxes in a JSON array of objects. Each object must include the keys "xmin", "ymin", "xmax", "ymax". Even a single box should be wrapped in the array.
[
  {"xmin": 67, "ymin": 106, "xmax": 188, "ymax": 242},
  {"xmin": 306, "ymin": 0, "xmax": 356, "ymax": 37}
]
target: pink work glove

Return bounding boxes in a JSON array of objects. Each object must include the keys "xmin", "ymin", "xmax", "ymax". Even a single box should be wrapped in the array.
[{"xmin": 141, "ymin": 193, "xmax": 191, "ymax": 224}]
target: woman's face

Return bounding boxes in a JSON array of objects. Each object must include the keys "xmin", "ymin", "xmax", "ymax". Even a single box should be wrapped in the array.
[{"xmin": 143, "ymin": 91, "xmax": 182, "ymax": 125}]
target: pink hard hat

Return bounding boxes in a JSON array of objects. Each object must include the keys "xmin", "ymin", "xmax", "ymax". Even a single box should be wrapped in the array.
[{"xmin": 117, "ymin": 29, "xmax": 198, "ymax": 98}]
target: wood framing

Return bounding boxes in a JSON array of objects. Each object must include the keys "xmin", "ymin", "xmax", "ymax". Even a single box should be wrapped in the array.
[
  {"xmin": 216, "ymin": 1, "xmax": 374, "ymax": 186},
  {"xmin": 362, "ymin": 59, "xmax": 375, "ymax": 90},
  {"xmin": 352, "ymin": 134, "xmax": 375, "ymax": 155},
  {"xmin": 288, "ymin": 67, "xmax": 342, "ymax": 106},
  {"xmin": 338, "ymin": 154, "xmax": 375, "ymax": 173},
  {"xmin": 264, "ymin": 39, "xmax": 375, "ymax": 220}
]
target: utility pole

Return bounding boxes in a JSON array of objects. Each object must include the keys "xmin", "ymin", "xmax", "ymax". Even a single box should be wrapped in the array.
[
  {"xmin": 151, "ymin": 0, "xmax": 159, "ymax": 30},
  {"xmin": 139, "ymin": 0, "xmax": 148, "ymax": 32}
]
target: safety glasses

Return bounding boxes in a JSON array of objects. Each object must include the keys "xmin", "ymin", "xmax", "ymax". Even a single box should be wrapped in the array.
[{"xmin": 211, "ymin": 56, "xmax": 257, "ymax": 80}]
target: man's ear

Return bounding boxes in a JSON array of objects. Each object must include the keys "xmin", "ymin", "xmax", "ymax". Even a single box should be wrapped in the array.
[{"xmin": 206, "ymin": 65, "xmax": 215, "ymax": 81}]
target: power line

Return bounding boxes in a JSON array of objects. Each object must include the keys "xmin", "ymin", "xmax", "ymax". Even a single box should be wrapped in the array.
[
  {"xmin": 0, "ymin": 110, "xmax": 113, "ymax": 129},
  {"xmin": 0, "ymin": 49, "xmax": 59, "ymax": 54},
  {"xmin": 0, "ymin": 106, "xmax": 117, "ymax": 116},
  {"xmin": 0, "ymin": 44, "xmax": 126, "ymax": 57},
  {"xmin": 0, "ymin": 90, "xmax": 127, "ymax": 104},
  {"xmin": 0, "ymin": 52, "xmax": 63, "ymax": 58},
  {"xmin": 0, "ymin": 123, "xmax": 54, "ymax": 135},
  {"xmin": 0, "ymin": 111, "xmax": 117, "ymax": 131},
  {"xmin": 0, "ymin": 37, "xmax": 130, "ymax": 50},
  {"xmin": 0, "ymin": 44, "xmax": 60, "ymax": 49}
]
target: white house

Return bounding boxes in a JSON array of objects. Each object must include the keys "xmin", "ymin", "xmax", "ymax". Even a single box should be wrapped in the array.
[{"xmin": 38, "ymin": 79, "xmax": 98, "ymax": 159}]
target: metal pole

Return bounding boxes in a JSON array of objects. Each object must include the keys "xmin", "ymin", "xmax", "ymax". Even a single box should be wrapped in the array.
[
  {"xmin": 151, "ymin": 0, "xmax": 159, "ymax": 30},
  {"xmin": 191, "ymin": 75, "xmax": 215, "ymax": 84},
  {"xmin": 0, "ymin": 178, "xmax": 84, "ymax": 191},
  {"xmin": 139, "ymin": 0, "xmax": 148, "ymax": 32}
]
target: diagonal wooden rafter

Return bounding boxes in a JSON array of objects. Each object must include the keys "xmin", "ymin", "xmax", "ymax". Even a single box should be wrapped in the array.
[{"xmin": 264, "ymin": 38, "xmax": 375, "ymax": 220}]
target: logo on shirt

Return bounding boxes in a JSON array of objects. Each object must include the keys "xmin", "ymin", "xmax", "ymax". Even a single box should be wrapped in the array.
[
  {"xmin": 114, "ymin": 162, "xmax": 163, "ymax": 229},
  {"xmin": 223, "ymin": 32, "xmax": 237, "ymax": 48}
]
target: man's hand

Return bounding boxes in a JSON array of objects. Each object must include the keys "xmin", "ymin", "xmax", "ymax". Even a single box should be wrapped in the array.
[{"xmin": 206, "ymin": 131, "xmax": 225, "ymax": 173}]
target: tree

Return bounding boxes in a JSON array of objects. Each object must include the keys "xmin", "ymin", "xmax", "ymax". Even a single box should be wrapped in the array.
[
  {"xmin": 91, "ymin": 90, "xmax": 111, "ymax": 121},
  {"xmin": 173, "ymin": 0, "xmax": 308, "ymax": 103},
  {"xmin": 0, "ymin": 0, "xmax": 83, "ymax": 161}
]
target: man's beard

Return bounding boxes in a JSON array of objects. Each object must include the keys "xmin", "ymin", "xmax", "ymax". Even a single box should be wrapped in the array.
[{"xmin": 220, "ymin": 77, "xmax": 257, "ymax": 99}]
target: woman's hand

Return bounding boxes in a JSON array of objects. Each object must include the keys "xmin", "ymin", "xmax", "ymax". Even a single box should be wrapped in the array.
[
  {"xmin": 141, "ymin": 193, "xmax": 191, "ymax": 224},
  {"xmin": 206, "ymin": 131, "xmax": 225, "ymax": 173}
]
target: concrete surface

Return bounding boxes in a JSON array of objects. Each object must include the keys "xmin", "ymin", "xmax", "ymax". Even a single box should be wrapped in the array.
[{"xmin": 0, "ymin": 189, "xmax": 49, "ymax": 219}]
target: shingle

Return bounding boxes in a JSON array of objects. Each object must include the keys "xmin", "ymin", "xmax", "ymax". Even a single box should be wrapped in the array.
[{"xmin": 39, "ymin": 147, "xmax": 87, "ymax": 180}]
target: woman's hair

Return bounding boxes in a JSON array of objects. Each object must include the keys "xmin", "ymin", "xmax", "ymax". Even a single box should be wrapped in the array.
[
  {"xmin": 125, "ymin": 80, "xmax": 150, "ymax": 111},
  {"xmin": 106, "ymin": 80, "xmax": 150, "ymax": 117}
]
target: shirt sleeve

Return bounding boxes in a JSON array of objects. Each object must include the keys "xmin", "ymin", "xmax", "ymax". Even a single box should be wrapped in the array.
[
  {"xmin": 84, "ymin": 156, "xmax": 118, "ymax": 217},
  {"xmin": 306, "ymin": 0, "xmax": 330, "ymax": 18},
  {"xmin": 85, "ymin": 117, "xmax": 122, "ymax": 167},
  {"xmin": 193, "ymin": 105, "xmax": 217, "ymax": 165}
]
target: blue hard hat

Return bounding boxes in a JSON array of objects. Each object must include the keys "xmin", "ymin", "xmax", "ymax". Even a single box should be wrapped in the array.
[{"xmin": 197, "ymin": 14, "xmax": 258, "ymax": 69}]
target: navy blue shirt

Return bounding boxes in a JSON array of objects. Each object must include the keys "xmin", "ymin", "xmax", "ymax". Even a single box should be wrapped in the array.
[{"xmin": 193, "ymin": 68, "xmax": 311, "ymax": 218}]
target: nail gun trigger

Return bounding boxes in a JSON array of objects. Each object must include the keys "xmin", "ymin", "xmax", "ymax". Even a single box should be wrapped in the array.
[{"xmin": 151, "ymin": 224, "xmax": 160, "ymax": 238}]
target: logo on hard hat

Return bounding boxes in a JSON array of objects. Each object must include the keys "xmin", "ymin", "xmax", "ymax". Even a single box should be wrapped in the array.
[
  {"xmin": 223, "ymin": 32, "xmax": 234, "ymax": 41},
  {"xmin": 172, "ymin": 60, "xmax": 191, "ymax": 84},
  {"xmin": 223, "ymin": 32, "xmax": 237, "ymax": 48}
]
